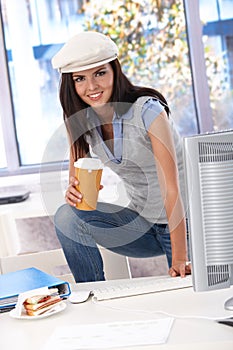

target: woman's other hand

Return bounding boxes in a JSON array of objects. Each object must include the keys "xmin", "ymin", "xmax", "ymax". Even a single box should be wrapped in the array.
[{"xmin": 169, "ymin": 261, "xmax": 192, "ymax": 278}]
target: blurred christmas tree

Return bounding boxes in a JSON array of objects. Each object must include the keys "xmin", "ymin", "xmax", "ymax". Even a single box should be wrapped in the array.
[
  {"xmin": 83, "ymin": 1, "xmax": 188, "ymax": 93},
  {"xmin": 81, "ymin": 0, "xmax": 231, "ymax": 132}
]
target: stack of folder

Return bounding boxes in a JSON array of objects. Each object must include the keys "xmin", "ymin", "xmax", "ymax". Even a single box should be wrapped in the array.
[{"xmin": 0, "ymin": 267, "xmax": 71, "ymax": 312}]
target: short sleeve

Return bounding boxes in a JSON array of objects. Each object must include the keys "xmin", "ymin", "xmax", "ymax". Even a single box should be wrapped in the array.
[{"xmin": 141, "ymin": 98, "xmax": 165, "ymax": 131}]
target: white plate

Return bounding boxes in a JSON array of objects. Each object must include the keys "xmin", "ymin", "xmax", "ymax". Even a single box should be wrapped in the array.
[{"xmin": 9, "ymin": 301, "xmax": 66, "ymax": 320}]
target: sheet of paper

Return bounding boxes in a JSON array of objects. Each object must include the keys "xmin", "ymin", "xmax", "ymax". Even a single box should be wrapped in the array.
[{"xmin": 42, "ymin": 317, "xmax": 174, "ymax": 349}]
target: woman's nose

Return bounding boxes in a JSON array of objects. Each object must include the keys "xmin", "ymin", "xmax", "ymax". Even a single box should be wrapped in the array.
[{"xmin": 87, "ymin": 77, "xmax": 98, "ymax": 90}]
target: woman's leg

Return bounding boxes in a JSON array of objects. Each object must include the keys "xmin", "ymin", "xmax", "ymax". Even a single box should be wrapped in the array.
[
  {"xmin": 54, "ymin": 202, "xmax": 170, "ymax": 282},
  {"xmin": 54, "ymin": 203, "xmax": 106, "ymax": 282}
]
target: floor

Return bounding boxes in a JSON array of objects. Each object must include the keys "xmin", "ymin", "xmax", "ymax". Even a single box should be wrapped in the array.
[{"xmin": 15, "ymin": 216, "xmax": 168, "ymax": 278}]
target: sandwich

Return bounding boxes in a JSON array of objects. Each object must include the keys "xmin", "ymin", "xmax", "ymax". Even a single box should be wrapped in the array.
[{"xmin": 23, "ymin": 294, "xmax": 63, "ymax": 316}]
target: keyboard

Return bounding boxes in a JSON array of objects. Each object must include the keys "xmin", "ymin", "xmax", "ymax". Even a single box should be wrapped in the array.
[{"xmin": 90, "ymin": 275, "xmax": 193, "ymax": 301}]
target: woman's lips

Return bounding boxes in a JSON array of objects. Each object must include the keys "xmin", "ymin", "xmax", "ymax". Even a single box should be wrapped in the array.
[{"xmin": 88, "ymin": 92, "xmax": 103, "ymax": 101}]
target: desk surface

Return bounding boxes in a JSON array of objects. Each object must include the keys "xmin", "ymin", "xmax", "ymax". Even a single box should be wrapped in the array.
[{"xmin": 1, "ymin": 280, "xmax": 233, "ymax": 350}]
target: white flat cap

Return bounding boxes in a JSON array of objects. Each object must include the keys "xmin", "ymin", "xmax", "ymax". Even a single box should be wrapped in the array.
[{"xmin": 52, "ymin": 31, "xmax": 118, "ymax": 73}]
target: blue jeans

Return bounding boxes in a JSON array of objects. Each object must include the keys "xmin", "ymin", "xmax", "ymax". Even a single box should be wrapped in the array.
[{"xmin": 54, "ymin": 202, "xmax": 172, "ymax": 282}]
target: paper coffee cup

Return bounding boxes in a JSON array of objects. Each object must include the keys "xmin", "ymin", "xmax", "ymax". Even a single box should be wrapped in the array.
[{"xmin": 74, "ymin": 158, "xmax": 103, "ymax": 210}]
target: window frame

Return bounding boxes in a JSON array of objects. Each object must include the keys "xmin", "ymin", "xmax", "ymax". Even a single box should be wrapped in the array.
[
  {"xmin": 183, "ymin": 0, "xmax": 213, "ymax": 132},
  {"xmin": 0, "ymin": 7, "xmax": 19, "ymax": 175}
]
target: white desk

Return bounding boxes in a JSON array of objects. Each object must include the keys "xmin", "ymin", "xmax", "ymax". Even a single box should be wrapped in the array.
[{"xmin": 1, "ymin": 280, "xmax": 233, "ymax": 350}]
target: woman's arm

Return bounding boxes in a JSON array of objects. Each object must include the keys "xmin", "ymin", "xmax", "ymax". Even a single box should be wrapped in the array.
[{"xmin": 148, "ymin": 111, "xmax": 191, "ymax": 277}]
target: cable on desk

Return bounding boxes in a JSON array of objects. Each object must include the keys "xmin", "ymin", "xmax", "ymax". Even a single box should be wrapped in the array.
[{"xmin": 92, "ymin": 298, "xmax": 232, "ymax": 322}]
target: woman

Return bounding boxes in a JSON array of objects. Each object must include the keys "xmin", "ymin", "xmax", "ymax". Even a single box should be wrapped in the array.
[{"xmin": 52, "ymin": 31, "xmax": 191, "ymax": 282}]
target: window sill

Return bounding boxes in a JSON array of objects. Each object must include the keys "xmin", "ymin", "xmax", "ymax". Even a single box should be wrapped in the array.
[{"xmin": 0, "ymin": 168, "xmax": 129, "ymax": 219}]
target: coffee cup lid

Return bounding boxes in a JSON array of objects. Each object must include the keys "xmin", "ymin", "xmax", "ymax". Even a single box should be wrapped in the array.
[{"xmin": 74, "ymin": 158, "xmax": 103, "ymax": 170}]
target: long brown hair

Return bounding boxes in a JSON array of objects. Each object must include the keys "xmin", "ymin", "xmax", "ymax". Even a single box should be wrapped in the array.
[{"xmin": 59, "ymin": 59, "xmax": 170, "ymax": 160}]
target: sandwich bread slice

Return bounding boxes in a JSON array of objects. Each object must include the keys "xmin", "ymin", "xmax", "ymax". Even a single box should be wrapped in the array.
[{"xmin": 23, "ymin": 294, "xmax": 62, "ymax": 316}]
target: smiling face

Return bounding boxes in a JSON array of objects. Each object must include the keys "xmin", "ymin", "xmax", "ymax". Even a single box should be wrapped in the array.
[{"xmin": 72, "ymin": 63, "xmax": 114, "ymax": 109}]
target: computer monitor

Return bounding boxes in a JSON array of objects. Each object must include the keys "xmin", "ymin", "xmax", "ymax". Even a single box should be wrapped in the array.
[{"xmin": 183, "ymin": 129, "xmax": 233, "ymax": 302}]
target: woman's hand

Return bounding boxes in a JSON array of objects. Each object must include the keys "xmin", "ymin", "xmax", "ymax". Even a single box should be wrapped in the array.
[
  {"xmin": 65, "ymin": 176, "xmax": 82, "ymax": 207},
  {"xmin": 169, "ymin": 261, "xmax": 192, "ymax": 278},
  {"xmin": 65, "ymin": 176, "xmax": 104, "ymax": 207}
]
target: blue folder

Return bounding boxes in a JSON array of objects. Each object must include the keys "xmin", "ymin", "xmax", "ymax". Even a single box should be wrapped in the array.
[{"xmin": 0, "ymin": 267, "xmax": 71, "ymax": 310}]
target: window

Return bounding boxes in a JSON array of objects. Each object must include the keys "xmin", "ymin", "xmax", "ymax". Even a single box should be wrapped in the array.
[
  {"xmin": 199, "ymin": 0, "xmax": 233, "ymax": 130},
  {"xmin": 1, "ymin": 0, "xmax": 231, "ymax": 176}
]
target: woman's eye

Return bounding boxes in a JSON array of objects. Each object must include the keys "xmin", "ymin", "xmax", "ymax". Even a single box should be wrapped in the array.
[
  {"xmin": 96, "ymin": 71, "xmax": 106, "ymax": 77},
  {"xmin": 74, "ymin": 76, "xmax": 84, "ymax": 83}
]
